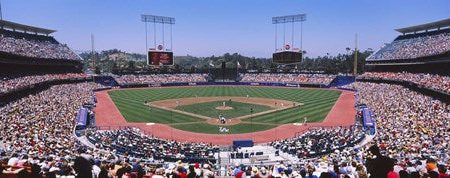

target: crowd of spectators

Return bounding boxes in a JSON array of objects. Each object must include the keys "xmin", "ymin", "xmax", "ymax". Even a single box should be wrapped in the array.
[
  {"xmin": 271, "ymin": 126, "xmax": 366, "ymax": 159},
  {"xmin": 0, "ymin": 73, "xmax": 88, "ymax": 94},
  {"xmin": 265, "ymin": 81, "xmax": 449, "ymax": 177},
  {"xmin": 86, "ymin": 128, "xmax": 219, "ymax": 164},
  {"xmin": 368, "ymin": 31, "xmax": 450, "ymax": 60},
  {"xmin": 0, "ymin": 72, "xmax": 449, "ymax": 177},
  {"xmin": 0, "ymin": 82, "xmax": 102, "ymax": 157},
  {"xmin": 0, "ymin": 30, "xmax": 80, "ymax": 60},
  {"xmin": 240, "ymin": 73, "xmax": 336, "ymax": 85},
  {"xmin": 226, "ymin": 144, "xmax": 449, "ymax": 178},
  {"xmin": 0, "ymin": 82, "xmax": 116, "ymax": 177},
  {"xmin": 341, "ymin": 82, "xmax": 450, "ymax": 177},
  {"xmin": 0, "ymin": 154, "xmax": 218, "ymax": 178},
  {"xmin": 115, "ymin": 74, "xmax": 208, "ymax": 85},
  {"xmin": 360, "ymin": 72, "xmax": 450, "ymax": 93}
]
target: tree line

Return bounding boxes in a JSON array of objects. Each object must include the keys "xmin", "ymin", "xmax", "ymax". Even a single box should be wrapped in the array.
[{"xmin": 79, "ymin": 48, "xmax": 373, "ymax": 74}]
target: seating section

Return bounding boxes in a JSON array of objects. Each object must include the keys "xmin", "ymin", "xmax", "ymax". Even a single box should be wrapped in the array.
[
  {"xmin": 367, "ymin": 29, "xmax": 450, "ymax": 60},
  {"xmin": 240, "ymin": 73, "xmax": 336, "ymax": 85},
  {"xmin": 86, "ymin": 128, "xmax": 219, "ymax": 163},
  {"xmin": 341, "ymin": 82, "xmax": 449, "ymax": 167},
  {"xmin": 0, "ymin": 73, "xmax": 88, "ymax": 94},
  {"xmin": 0, "ymin": 29, "xmax": 80, "ymax": 60},
  {"xmin": 115, "ymin": 73, "xmax": 208, "ymax": 85},
  {"xmin": 271, "ymin": 126, "xmax": 365, "ymax": 158},
  {"xmin": 361, "ymin": 72, "xmax": 450, "ymax": 93},
  {"xmin": 0, "ymin": 74, "xmax": 449, "ymax": 178}
]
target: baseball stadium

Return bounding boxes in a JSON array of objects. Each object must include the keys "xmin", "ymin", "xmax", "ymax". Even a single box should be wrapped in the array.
[{"xmin": 0, "ymin": 1, "xmax": 449, "ymax": 178}]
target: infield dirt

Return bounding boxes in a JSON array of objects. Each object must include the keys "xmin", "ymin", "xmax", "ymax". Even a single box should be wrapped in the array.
[{"xmin": 147, "ymin": 96, "xmax": 302, "ymax": 125}]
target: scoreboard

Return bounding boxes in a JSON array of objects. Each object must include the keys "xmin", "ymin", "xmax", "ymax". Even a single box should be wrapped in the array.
[
  {"xmin": 147, "ymin": 51, "xmax": 174, "ymax": 66},
  {"xmin": 273, "ymin": 51, "xmax": 302, "ymax": 64}
]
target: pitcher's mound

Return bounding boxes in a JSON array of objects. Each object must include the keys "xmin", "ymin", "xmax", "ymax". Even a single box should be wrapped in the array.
[{"xmin": 215, "ymin": 106, "xmax": 233, "ymax": 110}]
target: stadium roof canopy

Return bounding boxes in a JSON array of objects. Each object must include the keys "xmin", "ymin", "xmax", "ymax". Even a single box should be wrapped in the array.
[
  {"xmin": 0, "ymin": 20, "xmax": 56, "ymax": 35},
  {"xmin": 395, "ymin": 18, "xmax": 450, "ymax": 34}
]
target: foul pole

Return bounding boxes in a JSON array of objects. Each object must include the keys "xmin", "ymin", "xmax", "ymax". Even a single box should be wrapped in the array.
[{"xmin": 353, "ymin": 33, "xmax": 358, "ymax": 75}]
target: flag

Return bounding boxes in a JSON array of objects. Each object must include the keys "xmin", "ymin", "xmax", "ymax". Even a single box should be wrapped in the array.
[
  {"xmin": 209, "ymin": 61, "xmax": 214, "ymax": 67},
  {"xmin": 237, "ymin": 61, "xmax": 241, "ymax": 68}
]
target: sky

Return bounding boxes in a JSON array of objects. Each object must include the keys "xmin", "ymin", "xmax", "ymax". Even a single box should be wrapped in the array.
[{"xmin": 1, "ymin": 0, "xmax": 449, "ymax": 58}]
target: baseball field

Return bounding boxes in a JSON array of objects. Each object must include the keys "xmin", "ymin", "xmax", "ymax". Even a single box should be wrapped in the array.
[{"xmin": 108, "ymin": 86, "xmax": 341, "ymax": 134}]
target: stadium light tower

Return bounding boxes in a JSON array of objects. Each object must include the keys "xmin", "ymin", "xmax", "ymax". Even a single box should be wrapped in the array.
[
  {"xmin": 141, "ymin": 14, "xmax": 175, "ymax": 52},
  {"xmin": 272, "ymin": 14, "xmax": 306, "ymax": 52},
  {"xmin": 272, "ymin": 14, "xmax": 306, "ymax": 64},
  {"xmin": 141, "ymin": 14, "xmax": 175, "ymax": 66}
]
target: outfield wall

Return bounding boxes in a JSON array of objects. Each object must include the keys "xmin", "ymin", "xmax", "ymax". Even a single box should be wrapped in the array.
[{"xmin": 119, "ymin": 81, "xmax": 329, "ymax": 89}]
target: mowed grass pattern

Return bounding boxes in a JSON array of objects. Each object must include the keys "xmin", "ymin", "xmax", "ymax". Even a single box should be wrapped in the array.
[
  {"xmin": 108, "ymin": 86, "xmax": 341, "ymax": 134},
  {"xmin": 176, "ymin": 100, "xmax": 272, "ymax": 118}
]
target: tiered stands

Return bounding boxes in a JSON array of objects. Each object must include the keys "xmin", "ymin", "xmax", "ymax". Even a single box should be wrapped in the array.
[
  {"xmin": 240, "ymin": 73, "xmax": 336, "ymax": 85},
  {"xmin": 0, "ymin": 20, "xmax": 82, "ymax": 75},
  {"xmin": 367, "ymin": 29, "xmax": 450, "ymax": 61},
  {"xmin": 365, "ymin": 19, "xmax": 450, "ymax": 74},
  {"xmin": 115, "ymin": 73, "xmax": 208, "ymax": 85},
  {"xmin": 0, "ymin": 73, "xmax": 88, "ymax": 94},
  {"xmin": 85, "ymin": 127, "xmax": 219, "ymax": 163},
  {"xmin": 360, "ymin": 72, "xmax": 450, "ymax": 94}
]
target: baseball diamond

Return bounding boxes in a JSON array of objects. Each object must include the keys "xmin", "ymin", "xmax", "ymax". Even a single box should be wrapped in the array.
[{"xmin": 101, "ymin": 86, "xmax": 345, "ymax": 135}]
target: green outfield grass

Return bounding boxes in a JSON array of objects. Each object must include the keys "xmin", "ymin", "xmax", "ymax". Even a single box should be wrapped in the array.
[
  {"xmin": 108, "ymin": 86, "xmax": 341, "ymax": 134},
  {"xmin": 175, "ymin": 100, "xmax": 272, "ymax": 118}
]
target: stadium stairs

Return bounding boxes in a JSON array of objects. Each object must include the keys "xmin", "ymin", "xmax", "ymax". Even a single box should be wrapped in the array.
[{"xmin": 328, "ymin": 76, "xmax": 356, "ymax": 87}]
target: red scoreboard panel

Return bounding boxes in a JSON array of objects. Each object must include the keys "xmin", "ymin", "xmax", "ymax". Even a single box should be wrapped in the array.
[
  {"xmin": 272, "ymin": 51, "xmax": 302, "ymax": 64},
  {"xmin": 148, "ymin": 51, "xmax": 174, "ymax": 66}
]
